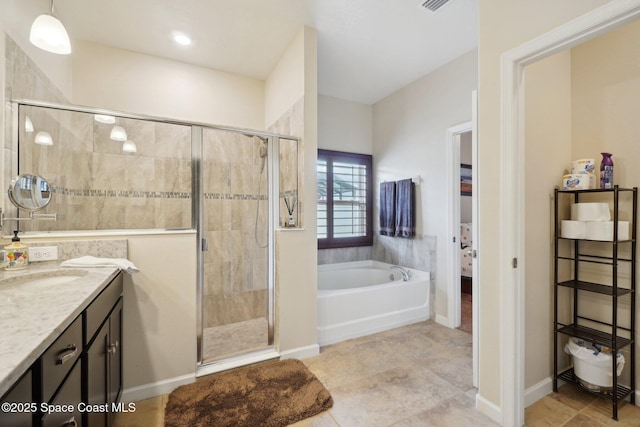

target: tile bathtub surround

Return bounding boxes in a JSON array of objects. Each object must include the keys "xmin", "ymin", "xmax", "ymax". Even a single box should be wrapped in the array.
[
  {"xmin": 373, "ymin": 234, "xmax": 436, "ymax": 273},
  {"xmin": 318, "ymin": 246, "xmax": 373, "ymax": 265}
]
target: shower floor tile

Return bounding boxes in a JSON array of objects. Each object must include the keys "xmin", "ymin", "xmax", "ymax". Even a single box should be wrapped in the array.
[{"xmin": 202, "ymin": 317, "xmax": 269, "ymax": 361}]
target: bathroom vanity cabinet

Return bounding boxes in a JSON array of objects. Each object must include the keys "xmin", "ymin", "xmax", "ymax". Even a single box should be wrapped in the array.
[
  {"xmin": 0, "ymin": 271, "xmax": 123, "ymax": 427},
  {"xmin": 553, "ymin": 186, "xmax": 637, "ymax": 421}
]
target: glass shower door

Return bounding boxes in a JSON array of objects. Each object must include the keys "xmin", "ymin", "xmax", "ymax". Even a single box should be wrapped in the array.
[{"xmin": 199, "ymin": 128, "xmax": 272, "ymax": 363}]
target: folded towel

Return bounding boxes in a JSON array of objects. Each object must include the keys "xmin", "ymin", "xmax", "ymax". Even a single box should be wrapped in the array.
[
  {"xmin": 379, "ymin": 181, "xmax": 396, "ymax": 236},
  {"xmin": 61, "ymin": 256, "xmax": 140, "ymax": 274},
  {"xmin": 395, "ymin": 179, "xmax": 416, "ymax": 238}
]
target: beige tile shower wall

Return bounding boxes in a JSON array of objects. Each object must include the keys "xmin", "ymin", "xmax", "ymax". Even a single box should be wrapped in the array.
[
  {"xmin": 271, "ymin": 98, "xmax": 304, "ymax": 227},
  {"xmin": 3, "ymin": 36, "xmax": 70, "ymax": 235},
  {"xmin": 201, "ymin": 129, "xmax": 268, "ymax": 328},
  {"xmin": 17, "ymin": 105, "xmax": 192, "ymax": 232}
]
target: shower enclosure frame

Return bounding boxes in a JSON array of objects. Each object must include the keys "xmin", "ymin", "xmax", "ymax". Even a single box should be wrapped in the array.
[
  {"xmin": 9, "ymin": 98, "xmax": 298, "ymax": 370},
  {"xmin": 193, "ymin": 127, "xmax": 287, "ymax": 370}
]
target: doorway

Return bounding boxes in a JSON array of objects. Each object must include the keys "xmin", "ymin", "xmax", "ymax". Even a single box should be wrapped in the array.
[
  {"xmin": 195, "ymin": 127, "xmax": 279, "ymax": 375},
  {"xmin": 499, "ymin": 1, "xmax": 640, "ymax": 425},
  {"xmin": 447, "ymin": 112, "xmax": 478, "ymax": 388}
]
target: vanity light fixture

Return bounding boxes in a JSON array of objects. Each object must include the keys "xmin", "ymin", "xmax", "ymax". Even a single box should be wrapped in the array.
[
  {"xmin": 29, "ymin": 0, "xmax": 71, "ymax": 55},
  {"xmin": 94, "ymin": 114, "xmax": 116, "ymax": 124},
  {"xmin": 122, "ymin": 140, "xmax": 137, "ymax": 153},
  {"xmin": 34, "ymin": 131, "xmax": 54, "ymax": 146},
  {"xmin": 25, "ymin": 116, "xmax": 34, "ymax": 133},
  {"xmin": 172, "ymin": 31, "xmax": 192, "ymax": 46},
  {"xmin": 110, "ymin": 125, "xmax": 127, "ymax": 141}
]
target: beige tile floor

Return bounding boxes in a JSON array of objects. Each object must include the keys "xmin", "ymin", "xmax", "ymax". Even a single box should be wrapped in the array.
[{"xmin": 113, "ymin": 320, "xmax": 640, "ymax": 426}]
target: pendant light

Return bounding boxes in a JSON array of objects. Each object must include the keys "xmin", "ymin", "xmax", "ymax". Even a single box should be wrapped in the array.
[
  {"xmin": 25, "ymin": 116, "xmax": 34, "ymax": 133},
  {"xmin": 29, "ymin": 0, "xmax": 71, "ymax": 55},
  {"xmin": 94, "ymin": 114, "xmax": 116, "ymax": 124},
  {"xmin": 110, "ymin": 126, "xmax": 127, "ymax": 141},
  {"xmin": 122, "ymin": 140, "xmax": 138, "ymax": 153},
  {"xmin": 34, "ymin": 131, "xmax": 54, "ymax": 146}
]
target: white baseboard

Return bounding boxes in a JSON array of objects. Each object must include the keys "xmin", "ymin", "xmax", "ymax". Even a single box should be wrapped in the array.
[
  {"xmin": 435, "ymin": 314, "xmax": 449, "ymax": 327},
  {"xmin": 525, "ymin": 376, "xmax": 640, "ymax": 408},
  {"xmin": 525, "ymin": 377, "xmax": 553, "ymax": 407},
  {"xmin": 279, "ymin": 344, "xmax": 320, "ymax": 360},
  {"xmin": 476, "ymin": 394, "xmax": 502, "ymax": 425},
  {"xmin": 121, "ymin": 373, "xmax": 195, "ymax": 403}
]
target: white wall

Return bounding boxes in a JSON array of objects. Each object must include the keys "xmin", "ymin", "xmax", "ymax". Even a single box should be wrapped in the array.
[
  {"xmin": 372, "ymin": 48, "xmax": 477, "ymax": 320},
  {"xmin": 265, "ymin": 29, "xmax": 305, "ymax": 129},
  {"xmin": 266, "ymin": 27, "xmax": 320, "ymax": 355},
  {"xmin": 318, "ymin": 95, "xmax": 372, "ymax": 154},
  {"xmin": 569, "ymin": 17, "xmax": 640, "ymax": 392},
  {"xmin": 477, "ymin": 0, "xmax": 613, "ymax": 415},
  {"xmin": 523, "ymin": 51, "xmax": 572, "ymax": 390},
  {"xmin": 72, "ymin": 41, "xmax": 264, "ymax": 130}
]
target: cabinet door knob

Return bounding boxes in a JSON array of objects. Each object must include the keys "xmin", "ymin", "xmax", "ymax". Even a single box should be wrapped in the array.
[
  {"xmin": 56, "ymin": 344, "xmax": 78, "ymax": 365},
  {"xmin": 61, "ymin": 416, "xmax": 77, "ymax": 426},
  {"xmin": 108, "ymin": 341, "xmax": 119, "ymax": 354}
]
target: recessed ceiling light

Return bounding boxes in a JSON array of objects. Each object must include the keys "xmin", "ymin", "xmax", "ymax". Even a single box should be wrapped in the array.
[{"xmin": 172, "ymin": 32, "xmax": 192, "ymax": 46}]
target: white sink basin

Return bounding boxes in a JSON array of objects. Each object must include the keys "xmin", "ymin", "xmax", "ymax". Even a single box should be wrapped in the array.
[
  {"xmin": 0, "ymin": 270, "xmax": 88, "ymax": 289},
  {"xmin": 19, "ymin": 275, "xmax": 83, "ymax": 287}
]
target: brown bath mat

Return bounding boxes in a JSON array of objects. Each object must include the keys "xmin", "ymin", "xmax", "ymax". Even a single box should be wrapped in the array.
[{"xmin": 164, "ymin": 359, "xmax": 333, "ymax": 427}]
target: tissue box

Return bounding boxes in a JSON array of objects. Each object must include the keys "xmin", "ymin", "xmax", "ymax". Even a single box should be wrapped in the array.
[
  {"xmin": 571, "ymin": 203, "xmax": 611, "ymax": 221},
  {"xmin": 561, "ymin": 220, "xmax": 587, "ymax": 239},
  {"xmin": 585, "ymin": 221, "xmax": 629, "ymax": 241}
]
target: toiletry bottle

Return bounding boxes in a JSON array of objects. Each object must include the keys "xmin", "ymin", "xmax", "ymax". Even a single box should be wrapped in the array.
[
  {"xmin": 600, "ymin": 152, "xmax": 614, "ymax": 189},
  {"xmin": 4, "ymin": 230, "xmax": 28, "ymax": 270}
]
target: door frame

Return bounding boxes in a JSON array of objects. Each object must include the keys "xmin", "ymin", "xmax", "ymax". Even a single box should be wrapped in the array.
[
  {"xmin": 446, "ymin": 103, "xmax": 478, "ymax": 389},
  {"xmin": 499, "ymin": 1, "xmax": 640, "ymax": 425},
  {"xmin": 446, "ymin": 120, "xmax": 472, "ymax": 331}
]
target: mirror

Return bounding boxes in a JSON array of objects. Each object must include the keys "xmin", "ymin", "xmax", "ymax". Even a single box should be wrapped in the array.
[{"xmin": 8, "ymin": 174, "xmax": 53, "ymax": 212}]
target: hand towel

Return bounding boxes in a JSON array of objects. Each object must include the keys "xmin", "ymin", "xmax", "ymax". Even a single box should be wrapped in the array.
[
  {"xmin": 60, "ymin": 256, "xmax": 140, "ymax": 274},
  {"xmin": 395, "ymin": 179, "xmax": 416, "ymax": 238},
  {"xmin": 379, "ymin": 181, "xmax": 396, "ymax": 236}
]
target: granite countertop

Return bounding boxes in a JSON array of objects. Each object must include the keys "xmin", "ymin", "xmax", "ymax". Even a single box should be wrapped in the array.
[{"xmin": 0, "ymin": 264, "xmax": 120, "ymax": 397}]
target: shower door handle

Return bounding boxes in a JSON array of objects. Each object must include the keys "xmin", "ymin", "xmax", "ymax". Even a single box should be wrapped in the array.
[{"xmin": 201, "ymin": 238, "xmax": 209, "ymax": 252}]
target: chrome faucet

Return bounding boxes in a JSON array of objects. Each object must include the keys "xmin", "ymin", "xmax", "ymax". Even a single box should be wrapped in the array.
[{"xmin": 390, "ymin": 265, "xmax": 411, "ymax": 281}]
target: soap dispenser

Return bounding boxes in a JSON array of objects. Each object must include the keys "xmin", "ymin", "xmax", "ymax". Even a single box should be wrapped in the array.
[{"xmin": 4, "ymin": 230, "xmax": 28, "ymax": 270}]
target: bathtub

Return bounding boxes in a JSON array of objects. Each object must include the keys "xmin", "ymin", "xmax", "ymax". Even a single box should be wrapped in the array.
[{"xmin": 317, "ymin": 260, "xmax": 430, "ymax": 346}]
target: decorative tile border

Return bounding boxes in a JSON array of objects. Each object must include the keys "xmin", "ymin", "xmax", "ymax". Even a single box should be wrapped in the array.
[
  {"xmin": 50, "ymin": 186, "xmax": 273, "ymax": 201},
  {"xmin": 204, "ymin": 193, "xmax": 267, "ymax": 200},
  {"xmin": 52, "ymin": 186, "xmax": 190, "ymax": 199}
]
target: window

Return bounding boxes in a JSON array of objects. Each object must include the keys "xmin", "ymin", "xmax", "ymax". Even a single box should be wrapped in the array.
[{"xmin": 317, "ymin": 149, "xmax": 373, "ymax": 249}]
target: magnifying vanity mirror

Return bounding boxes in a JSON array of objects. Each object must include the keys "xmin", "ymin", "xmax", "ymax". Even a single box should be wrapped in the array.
[
  {"xmin": 1, "ymin": 174, "xmax": 56, "ymax": 228},
  {"xmin": 8, "ymin": 174, "xmax": 52, "ymax": 211}
]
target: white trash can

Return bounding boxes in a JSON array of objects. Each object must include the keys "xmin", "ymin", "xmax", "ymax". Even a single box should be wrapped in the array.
[{"xmin": 564, "ymin": 337, "xmax": 625, "ymax": 391}]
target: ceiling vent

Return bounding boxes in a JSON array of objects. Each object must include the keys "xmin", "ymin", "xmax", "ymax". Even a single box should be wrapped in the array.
[{"xmin": 418, "ymin": 0, "xmax": 450, "ymax": 12}]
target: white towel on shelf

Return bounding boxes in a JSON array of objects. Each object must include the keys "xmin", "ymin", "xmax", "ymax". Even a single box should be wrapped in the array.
[{"xmin": 60, "ymin": 256, "xmax": 140, "ymax": 274}]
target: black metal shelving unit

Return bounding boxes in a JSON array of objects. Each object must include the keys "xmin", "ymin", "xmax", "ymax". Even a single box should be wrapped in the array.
[{"xmin": 553, "ymin": 186, "xmax": 637, "ymax": 421}]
